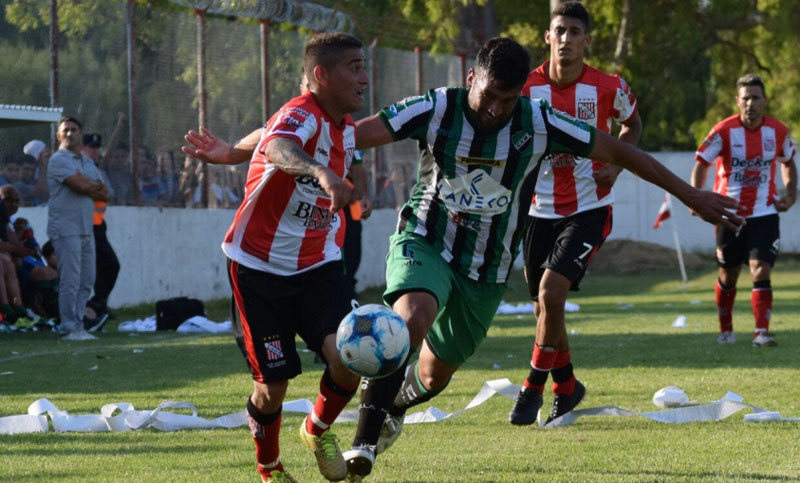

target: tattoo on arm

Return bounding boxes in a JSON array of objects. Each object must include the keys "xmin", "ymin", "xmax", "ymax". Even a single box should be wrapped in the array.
[{"xmin": 266, "ymin": 138, "xmax": 324, "ymax": 177}]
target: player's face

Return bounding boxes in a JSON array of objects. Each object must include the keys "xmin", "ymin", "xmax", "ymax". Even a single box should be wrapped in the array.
[
  {"xmin": 466, "ymin": 69, "xmax": 521, "ymax": 132},
  {"xmin": 736, "ymin": 85, "xmax": 767, "ymax": 128},
  {"xmin": 546, "ymin": 15, "xmax": 591, "ymax": 65},
  {"xmin": 57, "ymin": 121, "xmax": 82, "ymax": 150},
  {"xmin": 326, "ymin": 48, "xmax": 368, "ymax": 114}
]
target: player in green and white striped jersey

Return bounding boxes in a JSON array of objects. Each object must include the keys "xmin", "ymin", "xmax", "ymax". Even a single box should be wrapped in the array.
[{"xmin": 343, "ymin": 38, "xmax": 743, "ymax": 481}]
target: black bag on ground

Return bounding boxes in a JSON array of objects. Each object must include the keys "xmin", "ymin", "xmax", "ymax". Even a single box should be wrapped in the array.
[{"xmin": 155, "ymin": 297, "xmax": 205, "ymax": 330}]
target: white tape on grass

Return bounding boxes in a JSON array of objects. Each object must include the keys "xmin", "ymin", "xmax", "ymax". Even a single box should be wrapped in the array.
[{"xmin": 1, "ymin": 379, "xmax": 796, "ymax": 435}]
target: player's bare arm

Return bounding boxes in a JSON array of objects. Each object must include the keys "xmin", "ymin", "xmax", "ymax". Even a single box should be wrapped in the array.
[
  {"xmin": 182, "ymin": 126, "xmax": 261, "ymax": 165},
  {"xmin": 688, "ymin": 160, "xmax": 711, "ymax": 217},
  {"xmin": 593, "ymin": 113, "xmax": 643, "ymax": 188},
  {"xmin": 591, "ymin": 130, "xmax": 744, "ymax": 231},
  {"xmin": 355, "ymin": 114, "xmax": 394, "ymax": 149},
  {"xmin": 265, "ymin": 137, "xmax": 352, "ymax": 212},
  {"xmin": 775, "ymin": 159, "xmax": 797, "ymax": 212}
]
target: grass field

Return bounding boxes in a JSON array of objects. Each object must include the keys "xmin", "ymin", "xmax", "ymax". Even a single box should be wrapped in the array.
[{"xmin": 2, "ymin": 259, "xmax": 799, "ymax": 482}]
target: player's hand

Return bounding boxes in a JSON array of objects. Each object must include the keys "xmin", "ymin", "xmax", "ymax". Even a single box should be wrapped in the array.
[
  {"xmin": 315, "ymin": 167, "xmax": 353, "ymax": 213},
  {"xmin": 686, "ymin": 189, "xmax": 745, "ymax": 231},
  {"xmin": 360, "ymin": 197, "xmax": 373, "ymax": 220},
  {"xmin": 775, "ymin": 193, "xmax": 796, "ymax": 212},
  {"xmin": 592, "ymin": 164, "xmax": 623, "ymax": 188},
  {"xmin": 182, "ymin": 127, "xmax": 231, "ymax": 164}
]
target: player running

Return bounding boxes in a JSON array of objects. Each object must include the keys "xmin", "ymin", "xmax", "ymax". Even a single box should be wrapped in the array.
[
  {"xmin": 691, "ymin": 73, "xmax": 796, "ymax": 347},
  {"xmin": 191, "ymin": 33, "xmax": 368, "ymax": 483},
  {"xmin": 509, "ymin": 1, "xmax": 643, "ymax": 427}
]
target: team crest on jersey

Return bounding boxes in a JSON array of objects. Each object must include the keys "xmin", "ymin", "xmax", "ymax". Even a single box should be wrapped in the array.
[
  {"xmin": 457, "ymin": 156, "xmax": 504, "ymax": 168},
  {"xmin": 264, "ymin": 338, "xmax": 284, "ymax": 360},
  {"xmin": 577, "ymin": 100, "xmax": 596, "ymax": 121},
  {"xmin": 512, "ymin": 131, "xmax": 532, "ymax": 153},
  {"xmin": 763, "ymin": 138, "xmax": 775, "ymax": 152}
]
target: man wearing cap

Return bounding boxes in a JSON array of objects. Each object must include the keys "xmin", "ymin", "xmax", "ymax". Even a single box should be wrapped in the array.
[
  {"xmin": 81, "ymin": 133, "xmax": 119, "ymax": 331},
  {"xmin": 48, "ymin": 116, "xmax": 109, "ymax": 341}
]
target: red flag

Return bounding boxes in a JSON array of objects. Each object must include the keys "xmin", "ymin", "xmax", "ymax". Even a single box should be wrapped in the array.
[{"xmin": 653, "ymin": 194, "xmax": 672, "ymax": 229}]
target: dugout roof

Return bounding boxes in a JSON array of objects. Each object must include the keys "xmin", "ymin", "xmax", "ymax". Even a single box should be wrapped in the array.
[{"xmin": 0, "ymin": 104, "xmax": 63, "ymax": 128}]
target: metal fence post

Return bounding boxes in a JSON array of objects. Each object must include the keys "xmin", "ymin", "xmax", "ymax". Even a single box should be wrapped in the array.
[{"xmin": 126, "ymin": 0, "xmax": 141, "ymax": 205}]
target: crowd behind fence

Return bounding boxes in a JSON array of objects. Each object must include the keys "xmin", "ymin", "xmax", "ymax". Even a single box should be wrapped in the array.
[{"xmin": 0, "ymin": 5, "xmax": 472, "ymax": 209}]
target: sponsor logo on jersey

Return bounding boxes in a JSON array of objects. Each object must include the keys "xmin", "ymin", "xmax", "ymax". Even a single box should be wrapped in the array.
[
  {"xmin": 450, "ymin": 213, "xmax": 482, "ymax": 232},
  {"xmin": 732, "ymin": 171, "xmax": 767, "ymax": 187},
  {"xmin": 577, "ymin": 100, "xmax": 596, "ymax": 121},
  {"xmin": 512, "ymin": 131, "xmax": 532, "ymax": 153},
  {"xmin": 279, "ymin": 113, "xmax": 304, "ymax": 132},
  {"xmin": 293, "ymin": 201, "xmax": 338, "ymax": 230},
  {"xmin": 456, "ymin": 155, "xmax": 505, "ymax": 167},
  {"xmin": 316, "ymin": 147, "xmax": 329, "ymax": 157},
  {"xmin": 295, "ymin": 175, "xmax": 328, "ymax": 197},
  {"xmin": 439, "ymin": 170, "xmax": 511, "ymax": 216},
  {"xmin": 548, "ymin": 153, "xmax": 577, "ymax": 168},
  {"xmin": 730, "ymin": 157, "xmax": 770, "ymax": 169}
]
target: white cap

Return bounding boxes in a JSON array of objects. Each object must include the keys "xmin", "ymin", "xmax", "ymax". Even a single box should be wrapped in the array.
[{"xmin": 23, "ymin": 139, "xmax": 47, "ymax": 161}]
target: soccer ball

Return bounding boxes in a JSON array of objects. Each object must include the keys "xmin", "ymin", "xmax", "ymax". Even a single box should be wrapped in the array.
[{"xmin": 336, "ymin": 304, "xmax": 410, "ymax": 378}]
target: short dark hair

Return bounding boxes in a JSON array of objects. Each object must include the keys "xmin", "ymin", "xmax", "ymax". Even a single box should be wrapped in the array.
[
  {"xmin": 474, "ymin": 37, "xmax": 531, "ymax": 91},
  {"xmin": 304, "ymin": 32, "xmax": 363, "ymax": 78},
  {"xmin": 736, "ymin": 74, "xmax": 766, "ymax": 97},
  {"xmin": 42, "ymin": 240, "xmax": 55, "ymax": 259},
  {"xmin": 58, "ymin": 115, "xmax": 82, "ymax": 130},
  {"xmin": 552, "ymin": 1, "xmax": 591, "ymax": 32}
]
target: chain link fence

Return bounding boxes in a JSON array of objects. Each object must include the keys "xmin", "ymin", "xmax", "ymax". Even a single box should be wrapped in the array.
[{"xmin": 0, "ymin": 3, "xmax": 472, "ymax": 209}]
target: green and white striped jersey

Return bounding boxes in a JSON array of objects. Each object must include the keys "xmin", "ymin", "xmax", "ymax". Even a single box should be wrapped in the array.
[{"xmin": 379, "ymin": 87, "xmax": 596, "ymax": 283}]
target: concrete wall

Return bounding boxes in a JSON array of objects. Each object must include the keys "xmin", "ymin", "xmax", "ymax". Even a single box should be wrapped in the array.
[{"xmin": 20, "ymin": 151, "xmax": 799, "ymax": 306}]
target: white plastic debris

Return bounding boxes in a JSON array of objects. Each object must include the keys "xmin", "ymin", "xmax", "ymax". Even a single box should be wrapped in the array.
[{"xmin": 653, "ymin": 386, "xmax": 689, "ymax": 408}]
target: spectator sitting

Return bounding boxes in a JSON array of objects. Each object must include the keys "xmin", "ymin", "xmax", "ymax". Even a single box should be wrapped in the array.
[
  {"xmin": 11, "ymin": 216, "xmax": 59, "ymax": 319},
  {"xmin": 22, "ymin": 139, "xmax": 52, "ymax": 204},
  {"xmin": 0, "ymin": 186, "xmax": 43, "ymax": 323}
]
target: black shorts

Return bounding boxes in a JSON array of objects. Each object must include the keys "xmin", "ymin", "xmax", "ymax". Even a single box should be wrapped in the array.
[
  {"xmin": 523, "ymin": 206, "xmax": 612, "ymax": 299},
  {"xmin": 228, "ymin": 259, "xmax": 352, "ymax": 383},
  {"xmin": 715, "ymin": 214, "xmax": 780, "ymax": 268}
]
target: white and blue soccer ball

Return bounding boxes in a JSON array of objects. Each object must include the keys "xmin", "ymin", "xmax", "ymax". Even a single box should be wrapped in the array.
[{"xmin": 336, "ymin": 304, "xmax": 410, "ymax": 378}]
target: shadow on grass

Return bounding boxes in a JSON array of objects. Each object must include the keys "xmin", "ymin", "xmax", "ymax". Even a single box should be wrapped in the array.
[{"xmin": 0, "ymin": 333, "xmax": 312, "ymax": 397}]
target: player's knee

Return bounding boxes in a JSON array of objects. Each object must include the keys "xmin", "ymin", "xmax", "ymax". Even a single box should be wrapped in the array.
[
  {"xmin": 251, "ymin": 380, "xmax": 288, "ymax": 413},
  {"xmin": 393, "ymin": 294, "xmax": 438, "ymax": 348}
]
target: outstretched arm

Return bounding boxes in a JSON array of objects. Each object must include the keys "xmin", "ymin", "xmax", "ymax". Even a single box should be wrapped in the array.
[
  {"xmin": 182, "ymin": 127, "xmax": 261, "ymax": 165},
  {"xmin": 590, "ymin": 130, "xmax": 743, "ymax": 231},
  {"xmin": 355, "ymin": 115, "xmax": 393, "ymax": 149},
  {"xmin": 593, "ymin": 113, "xmax": 643, "ymax": 188},
  {"xmin": 265, "ymin": 138, "xmax": 352, "ymax": 212}
]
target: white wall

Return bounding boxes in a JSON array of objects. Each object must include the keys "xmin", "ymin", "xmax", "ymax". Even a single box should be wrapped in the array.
[{"xmin": 19, "ymin": 152, "xmax": 799, "ymax": 306}]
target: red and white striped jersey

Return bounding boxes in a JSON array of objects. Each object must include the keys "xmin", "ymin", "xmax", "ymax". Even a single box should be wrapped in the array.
[
  {"xmin": 222, "ymin": 92, "xmax": 357, "ymax": 275},
  {"xmin": 524, "ymin": 61, "xmax": 638, "ymax": 218},
  {"xmin": 695, "ymin": 115, "xmax": 795, "ymax": 218}
]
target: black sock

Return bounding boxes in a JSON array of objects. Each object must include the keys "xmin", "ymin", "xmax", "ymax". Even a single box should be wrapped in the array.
[
  {"xmin": 352, "ymin": 360, "xmax": 408, "ymax": 448},
  {"xmin": 525, "ymin": 367, "xmax": 550, "ymax": 388},
  {"xmin": 550, "ymin": 363, "xmax": 574, "ymax": 384},
  {"xmin": 246, "ymin": 397, "xmax": 281, "ymax": 426},
  {"xmin": 389, "ymin": 360, "xmax": 448, "ymax": 416}
]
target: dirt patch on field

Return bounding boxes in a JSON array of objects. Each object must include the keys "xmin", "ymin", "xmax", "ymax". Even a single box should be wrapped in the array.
[{"xmin": 590, "ymin": 239, "xmax": 709, "ymax": 274}]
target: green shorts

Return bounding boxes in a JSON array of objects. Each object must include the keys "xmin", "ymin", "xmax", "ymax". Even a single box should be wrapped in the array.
[{"xmin": 383, "ymin": 233, "xmax": 507, "ymax": 367}]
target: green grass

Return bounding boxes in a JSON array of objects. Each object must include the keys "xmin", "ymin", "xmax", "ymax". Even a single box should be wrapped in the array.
[{"xmin": 2, "ymin": 260, "xmax": 800, "ymax": 482}]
